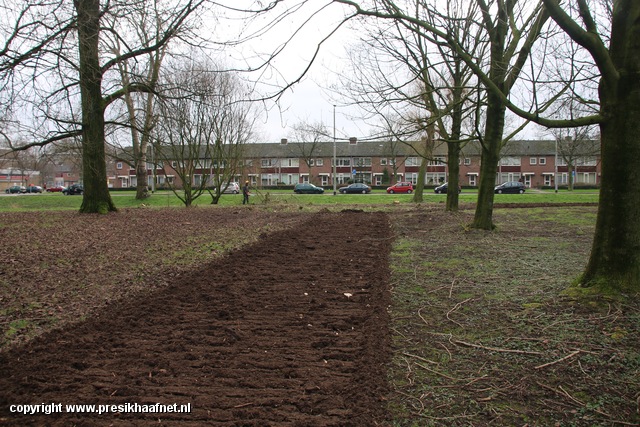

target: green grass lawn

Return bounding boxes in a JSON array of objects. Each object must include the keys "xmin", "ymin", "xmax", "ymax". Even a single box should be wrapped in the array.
[{"xmin": 0, "ymin": 188, "xmax": 599, "ymax": 212}]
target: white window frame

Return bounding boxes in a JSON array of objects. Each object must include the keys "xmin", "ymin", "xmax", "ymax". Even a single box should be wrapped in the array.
[{"xmin": 406, "ymin": 157, "xmax": 420, "ymax": 166}]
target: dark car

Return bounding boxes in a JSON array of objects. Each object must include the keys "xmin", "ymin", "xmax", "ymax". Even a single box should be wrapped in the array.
[
  {"xmin": 294, "ymin": 183, "xmax": 325, "ymax": 194},
  {"xmin": 434, "ymin": 182, "xmax": 461, "ymax": 194},
  {"xmin": 339, "ymin": 183, "xmax": 371, "ymax": 194},
  {"xmin": 63, "ymin": 184, "xmax": 84, "ymax": 195},
  {"xmin": 494, "ymin": 181, "xmax": 525, "ymax": 194},
  {"xmin": 25, "ymin": 185, "xmax": 43, "ymax": 193},
  {"xmin": 386, "ymin": 182, "xmax": 413, "ymax": 194},
  {"xmin": 5, "ymin": 185, "xmax": 26, "ymax": 194}
]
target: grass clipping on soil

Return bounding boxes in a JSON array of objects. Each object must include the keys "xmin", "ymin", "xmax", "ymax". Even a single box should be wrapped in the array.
[{"xmin": 387, "ymin": 206, "xmax": 639, "ymax": 426}]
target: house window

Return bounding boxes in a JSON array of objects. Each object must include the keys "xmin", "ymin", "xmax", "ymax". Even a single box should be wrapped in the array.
[
  {"xmin": 464, "ymin": 158, "xmax": 471, "ymax": 165},
  {"xmin": 530, "ymin": 157, "xmax": 537, "ymax": 165},
  {"xmin": 261, "ymin": 158, "xmax": 278, "ymax": 167},
  {"xmin": 380, "ymin": 158, "xmax": 388, "ymax": 166},
  {"xmin": 333, "ymin": 158, "xmax": 351, "ymax": 167},
  {"xmin": 539, "ymin": 158, "xmax": 547, "ymax": 165},
  {"xmin": 500, "ymin": 156, "xmax": 521, "ymax": 166},
  {"xmin": 577, "ymin": 157, "xmax": 597, "ymax": 166},
  {"xmin": 428, "ymin": 156, "xmax": 446, "ymax": 166},
  {"xmin": 282, "ymin": 158, "xmax": 299, "ymax": 167},
  {"xmin": 116, "ymin": 162, "xmax": 123, "ymax": 170},
  {"xmin": 316, "ymin": 158, "xmax": 323, "ymax": 166},
  {"xmin": 406, "ymin": 157, "xmax": 420, "ymax": 166},
  {"xmin": 352, "ymin": 157, "xmax": 372, "ymax": 167}
]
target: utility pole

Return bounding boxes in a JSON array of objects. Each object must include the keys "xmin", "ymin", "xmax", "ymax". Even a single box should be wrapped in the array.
[{"xmin": 333, "ymin": 105, "xmax": 337, "ymax": 196}]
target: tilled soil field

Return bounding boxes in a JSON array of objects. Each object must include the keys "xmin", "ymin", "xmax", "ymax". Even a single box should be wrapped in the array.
[{"xmin": 0, "ymin": 209, "xmax": 392, "ymax": 426}]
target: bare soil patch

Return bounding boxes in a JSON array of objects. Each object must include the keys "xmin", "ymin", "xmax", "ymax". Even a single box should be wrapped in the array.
[
  {"xmin": 0, "ymin": 208, "xmax": 392, "ymax": 426},
  {"xmin": 1, "ymin": 204, "xmax": 638, "ymax": 426}
]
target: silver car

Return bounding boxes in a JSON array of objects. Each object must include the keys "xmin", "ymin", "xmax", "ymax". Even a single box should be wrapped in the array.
[{"xmin": 222, "ymin": 182, "xmax": 240, "ymax": 194}]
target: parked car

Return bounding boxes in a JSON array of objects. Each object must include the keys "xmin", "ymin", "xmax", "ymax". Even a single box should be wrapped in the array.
[
  {"xmin": 63, "ymin": 184, "xmax": 84, "ymax": 195},
  {"xmin": 386, "ymin": 182, "xmax": 413, "ymax": 194},
  {"xmin": 339, "ymin": 183, "xmax": 371, "ymax": 194},
  {"xmin": 25, "ymin": 185, "xmax": 43, "ymax": 193},
  {"xmin": 434, "ymin": 182, "xmax": 461, "ymax": 194},
  {"xmin": 5, "ymin": 185, "xmax": 26, "ymax": 194},
  {"xmin": 294, "ymin": 183, "xmax": 325, "ymax": 194},
  {"xmin": 46, "ymin": 185, "xmax": 66, "ymax": 193},
  {"xmin": 222, "ymin": 182, "xmax": 240, "ymax": 194},
  {"xmin": 494, "ymin": 181, "xmax": 525, "ymax": 194}
]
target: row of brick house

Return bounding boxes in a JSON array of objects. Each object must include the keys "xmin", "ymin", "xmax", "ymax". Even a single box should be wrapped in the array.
[{"xmin": 107, "ymin": 138, "xmax": 601, "ymax": 190}]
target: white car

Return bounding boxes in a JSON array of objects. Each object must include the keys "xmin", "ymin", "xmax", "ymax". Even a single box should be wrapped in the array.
[{"xmin": 222, "ymin": 182, "xmax": 240, "ymax": 194}]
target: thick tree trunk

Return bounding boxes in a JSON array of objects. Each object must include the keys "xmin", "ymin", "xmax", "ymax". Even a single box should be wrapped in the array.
[
  {"xmin": 75, "ymin": 0, "xmax": 116, "ymax": 214},
  {"xmin": 412, "ymin": 159, "xmax": 426, "ymax": 203},
  {"xmin": 471, "ymin": 95, "xmax": 505, "ymax": 230},
  {"xmin": 446, "ymin": 140, "xmax": 460, "ymax": 212},
  {"xmin": 581, "ymin": 73, "xmax": 640, "ymax": 292},
  {"xmin": 135, "ymin": 154, "xmax": 150, "ymax": 199}
]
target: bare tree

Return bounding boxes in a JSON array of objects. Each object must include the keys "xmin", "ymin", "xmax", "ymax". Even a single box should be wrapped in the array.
[
  {"xmin": 0, "ymin": 0, "xmax": 208, "ymax": 212},
  {"xmin": 106, "ymin": 0, "xmax": 170, "ymax": 200},
  {"xmin": 333, "ymin": 0, "xmax": 639, "ymax": 292},
  {"xmin": 338, "ymin": 1, "xmax": 485, "ymax": 210},
  {"xmin": 336, "ymin": 0, "xmax": 550, "ymax": 226},
  {"xmin": 288, "ymin": 120, "xmax": 331, "ymax": 185},
  {"xmin": 551, "ymin": 127, "xmax": 599, "ymax": 191},
  {"xmin": 153, "ymin": 59, "xmax": 257, "ymax": 206},
  {"xmin": 204, "ymin": 70, "xmax": 257, "ymax": 205}
]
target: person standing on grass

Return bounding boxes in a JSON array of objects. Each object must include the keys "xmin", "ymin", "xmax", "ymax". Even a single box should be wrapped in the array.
[{"xmin": 242, "ymin": 181, "xmax": 250, "ymax": 205}]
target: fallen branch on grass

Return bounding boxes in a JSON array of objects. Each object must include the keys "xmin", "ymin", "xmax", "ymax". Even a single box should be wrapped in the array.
[
  {"xmin": 534, "ymin": 350, "xmax": 581, "ymax": 370},
  {"xmin": 402, "ymin": 352, "xmax": 439, "ymax": 365},
  {"xmin": 453, "ymin": 339, "xmax": 544, "ymax": 355},
  {"xmin": 446, "ymin": 298, "xmax": 473, "ymax": 327},
  {"xmin": 536, "ymin": 382, "xmax": 624, "ymax": 422}
]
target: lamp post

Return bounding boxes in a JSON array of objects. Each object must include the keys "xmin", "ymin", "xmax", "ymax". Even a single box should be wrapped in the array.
[
  {"xmin": 333, "ymin": 104, "xmax": 337, "ymax": 196},
  {"xmin": 554, "ymin": 137, "xmax": 558, "ymax": 193}
]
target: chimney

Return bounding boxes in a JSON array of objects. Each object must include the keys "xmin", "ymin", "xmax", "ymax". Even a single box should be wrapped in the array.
[
  {"xmin": 280, "ymin": 138, "xmax": 288, "ymax": 145},
  {"xmin": 349, "ymin": 137, "xmax": 357, "ymax": 145}
]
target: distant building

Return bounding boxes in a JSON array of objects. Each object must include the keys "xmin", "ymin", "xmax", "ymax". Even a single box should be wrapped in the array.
[{"xmin": 107, "ymin": 138, "xmax": 601, "ymax": 190}]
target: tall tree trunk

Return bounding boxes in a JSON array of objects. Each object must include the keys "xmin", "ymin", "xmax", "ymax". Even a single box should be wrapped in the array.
[
  {"xmin": 445, "ymin": 87, "xmax": 464, "ymax": 212},
  {"xmin": 135, "ymin": 158, "xmax": 149, "ymax": 199},
  {"xmin": 581, "ymin": 62, "xmax": 640, "ymax": 292},
  {"xmin": 446, "ymin": 140, "xmax": 460, "ymax": 211},
  {"xmin": 471, "ymin": 94, "xmax": 505, "ymax": 229},
  {"xmin": 413, "ymin": 159, "xmax": 426, "ymax": 203},
  {"xmin": 75, "ymin": 0, "xmax": 116, "ymax": 214}
]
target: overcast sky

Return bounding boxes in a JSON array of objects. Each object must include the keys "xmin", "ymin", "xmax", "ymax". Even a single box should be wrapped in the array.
[
  {"xmin": 216, "ymin": 1, "xmax": 373, "ymax": 143},
  {"xmin": 219, "ymin": 1, "xmax": 549, "ymax": 144}
]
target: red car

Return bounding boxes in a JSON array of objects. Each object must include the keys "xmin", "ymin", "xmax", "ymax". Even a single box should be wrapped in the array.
[
  {"xmin": 46, "ymin": 185, "xmax": 66, "ymax": 192},
  {"xmin": 386, "ymin": 182, "xmax": 414, "ymax": 194}
]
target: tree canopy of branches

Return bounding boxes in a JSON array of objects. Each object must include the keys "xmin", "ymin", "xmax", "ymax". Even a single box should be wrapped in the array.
[
  {"xmin": 0, "ymin": 0, "xmax": 208, "ymax": 213},
  {"xmin": 153, "ymin": 58, "xmax": 257, "ymax": 207},
  {"xmin": 334, "ymin": 0, "xmax": 640, "ymax": 293},
  {"xmin": 339, "ymin": 2, "xmax": 485, "ymax": 209},
  {"xmin": 288, "ymin": 120, "xmax": 331, "ymax": 185}
]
